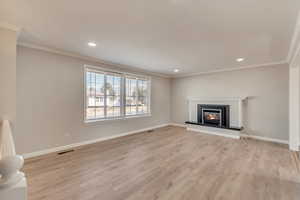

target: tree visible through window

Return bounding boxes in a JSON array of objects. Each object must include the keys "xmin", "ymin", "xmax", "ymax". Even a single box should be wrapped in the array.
[
  {"xmin": 125, "ymin": 77, "xmax": 148, "ymax": 116},
  {"xmin": 85, "ymin": 66, "xmax": 150, "ymax": 121}
]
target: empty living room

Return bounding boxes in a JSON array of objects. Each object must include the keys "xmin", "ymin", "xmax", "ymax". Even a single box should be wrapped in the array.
[{"xmin": 1, "ymin": 0, "xmax": 300, "ymax": 199}]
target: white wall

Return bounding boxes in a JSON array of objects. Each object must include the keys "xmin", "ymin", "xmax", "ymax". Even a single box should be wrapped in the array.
[
  {"xmin": 171, "ymin": 64, "xmax": 289, "ymax": 141},
  {"xmin": 16, "ymin": 46, "xmax": 291, "ymax": 153},
  {"xmin": 289, "ymin": 65, "xmax": 300, "ymax": 150},
  {"xmin": 299, "ymin": 59, "xmax": 300, "ymax": 150},
  {"xmin": 297, "ymin": 55, "xmax": 300, "ymax": 150},
  {"xmin": 288, "ymin": 36, "xmax": 300, "ymax": 150},
  {"xmin": 16, "ymin": 46, "xmax": 171, "ymax": 154},
  {"xmin": 0, "ymin": 28, "xmax": 17, "ymax": 126}
]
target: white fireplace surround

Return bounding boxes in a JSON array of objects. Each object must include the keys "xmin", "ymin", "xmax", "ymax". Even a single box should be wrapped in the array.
[
  {"xmin": 188, "ymin": 97, "xmax": 248, "ymax": 128},
  {"xmin": 187, "ymin": 97, "xmax": 248, "ymax": 139}
]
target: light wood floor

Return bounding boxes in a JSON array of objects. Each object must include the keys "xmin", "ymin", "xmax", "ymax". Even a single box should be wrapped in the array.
[{"xmin": 23, "ymin": 126, "xmax": 300, "ymax": 200}]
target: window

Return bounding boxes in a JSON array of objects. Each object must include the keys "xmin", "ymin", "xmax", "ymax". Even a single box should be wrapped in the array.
[
  {"xmin": 84, "ymin": 66, "xmax": 150, "ymax": 122},
  {"xmin": 85, "ymin": 69, "xmax": 122, "ymax": 120},
  {"xmin": 125, "ymin": 77, "xmax": 149, "ymax": 116}
]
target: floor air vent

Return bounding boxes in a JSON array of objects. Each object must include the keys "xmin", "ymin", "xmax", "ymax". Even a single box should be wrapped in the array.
[{"xmin": 57, "ymin": 149, "xmax": 74, "ymax": 155}]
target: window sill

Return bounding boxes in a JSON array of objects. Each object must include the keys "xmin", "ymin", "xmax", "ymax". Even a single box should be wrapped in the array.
[{"xmin": 84, "ymin": 113, "xmax": 151, "ymax": 124}]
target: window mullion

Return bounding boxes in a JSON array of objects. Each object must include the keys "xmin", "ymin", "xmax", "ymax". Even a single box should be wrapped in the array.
[
  {"xmin": 148, "ymin": 79, "xmax": 151, "ymax": 114},
  {"xmin": 104, "ymin": 74, "xmax": 107, "ymax": 118},
  {"xmin": 136, "ymin": 78, "xmax": 138, "ymax": 114},
  {"xmin": 112, "ymin": 76, "xmax": 114, "ymax": 117},
  {"xmin": 94, "ymin": 72, "xmax": 97, "ymax": 119},
  {"xmin": 85, "ymin": 66, "xmax": 150, "ymax": 122},
  {"xmin": 121, "ymin": 76, "xmax": 125, "ymax": 117}
]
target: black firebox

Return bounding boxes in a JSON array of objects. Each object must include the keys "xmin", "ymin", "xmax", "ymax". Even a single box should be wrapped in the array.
[{"xmin": 197, "ymin": 104, "xmax": 230, "ymax": 128}]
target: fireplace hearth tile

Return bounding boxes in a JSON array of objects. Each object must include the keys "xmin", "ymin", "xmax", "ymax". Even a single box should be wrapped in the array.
[{"xmin": 185, "ymin": 121, "xmax": 243, "ymax": 131}]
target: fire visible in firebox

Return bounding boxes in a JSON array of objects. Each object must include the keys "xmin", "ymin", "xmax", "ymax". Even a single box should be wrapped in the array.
[
  {"xmin": 205, "ymin": 113, "xmax": 219, "ymax": 120},
  {"xmin": 207, "ymin": 114, "xmax": 216, "ymax": 120}
]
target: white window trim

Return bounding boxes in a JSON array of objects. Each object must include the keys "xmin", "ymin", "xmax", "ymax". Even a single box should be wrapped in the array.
[{"xmin": 83, "ymin": 65, "xmax": 151, "ymax": 123}]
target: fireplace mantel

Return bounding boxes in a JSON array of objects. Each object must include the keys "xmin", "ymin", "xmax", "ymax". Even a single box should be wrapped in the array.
[{"xmin": 187, "ymin": 96, "xmax": 248, "ymax": 102}]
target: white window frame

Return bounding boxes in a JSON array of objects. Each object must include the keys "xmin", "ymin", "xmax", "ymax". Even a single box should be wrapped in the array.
[
  {"xmin": 124, "ymin": 75, "xmax": 151, "ymax": 116},
  {"xmin": 84, "ymin": 65, "xmax": 151, "ymax": 123}
]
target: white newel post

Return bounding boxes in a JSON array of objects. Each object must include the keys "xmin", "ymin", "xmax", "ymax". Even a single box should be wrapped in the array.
[{"xmin": 0, "ymin": 120, "xmax": 27, "ymax": 200}]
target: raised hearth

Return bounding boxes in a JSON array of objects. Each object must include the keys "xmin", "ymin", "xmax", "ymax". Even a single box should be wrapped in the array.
[
  {"xmin": 186, "ymin": 97, "xmax": 247, "ymax": 139},
  {"xmin": 185, "ymin": 121, "xmax": 243, "ymax": 131}
]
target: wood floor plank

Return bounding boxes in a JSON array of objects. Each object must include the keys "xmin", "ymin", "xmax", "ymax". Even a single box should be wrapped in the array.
[{"xmin": 23, "ymin": 126, "xmax": 300, "ymax": 200}]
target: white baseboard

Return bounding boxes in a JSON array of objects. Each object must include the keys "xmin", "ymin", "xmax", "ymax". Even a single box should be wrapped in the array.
[
  {"xmin": 22, "ymin": 123, "xmax": 290, "ymax": 159},
  {"xmin": 22, "ymin": 123, "xmax": 170, "ymax": 159},
  {"xmin": 177, "ymin": 123, "xmax": 288, "ymax": 145},
  {"xmin": 168, "ymin": 123, "xmax": 187, "ymax": 128},
  {"xmin": 187, "ymin": 127, "xmax": 288, "ymax": 144},
  {"xmin": 187, "ymin": 127, "xmax": 240, "ymax": 139},
  {"xmin": 181, "ymin": 122, "xmax": 288, "ymax": 145},
  {"xmin": 240, "ymin": 134, "xmax": 288, "ymax": 145},
  {"xmin": 289, "ymin": 144, "xmax": 300, "ymax": 151}
]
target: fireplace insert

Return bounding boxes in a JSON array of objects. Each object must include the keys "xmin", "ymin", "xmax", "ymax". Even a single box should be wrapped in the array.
[{"xmin": 197, "ymin": 104, "xmax": 230, "ymax": 128}]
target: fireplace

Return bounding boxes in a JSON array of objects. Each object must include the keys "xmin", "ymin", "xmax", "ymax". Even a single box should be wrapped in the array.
[{"xmin": 197, "ymin": 104, "xmax": 230, "ymax": 128}]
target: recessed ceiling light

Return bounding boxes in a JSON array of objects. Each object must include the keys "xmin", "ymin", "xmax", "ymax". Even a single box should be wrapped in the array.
[
  {"xmin": 174, "ymin": 69, "xmax": 179, "ymax": 73},
  {"xmin": 88, "ymin": 42, "xmax": 97, "ymax": 47},
  {"xmin": 236, "ymin": 58, "xmax": 245, "ymax": 62}
]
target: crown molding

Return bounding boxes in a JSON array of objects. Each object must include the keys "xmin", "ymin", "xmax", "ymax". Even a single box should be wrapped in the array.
[
  {"xmin": 17, "ymin": 42, "xmax": 171, "ymax": 79},
  {"xmin": 171, "ymin": 61, "xmax": 288, "ymax": 78},
  {"xmin": 287, "ymin": 12, "xmax": 300, "ymax": 67},
  {"xmin": 18, "ymin": 42, "xmax": 288, "ymax": 79},
  {"xmin": 0, "ymin": 21, "xmax": 22, "ymax": 40}
]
